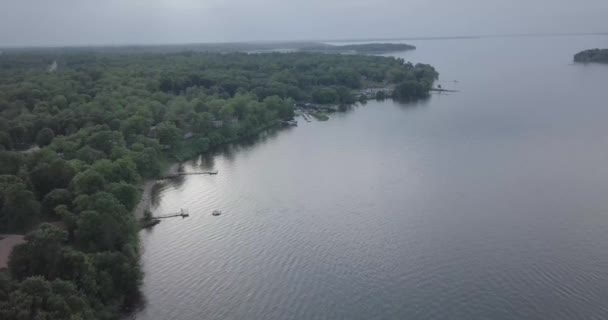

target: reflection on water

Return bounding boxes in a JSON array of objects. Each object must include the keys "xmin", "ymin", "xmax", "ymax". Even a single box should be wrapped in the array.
[
  {"xmin": 148, "ymin": 182, "xmax": 165, "ymax": 208},
  {"xmin": 393, "ymin": 94, "xmax": 433, "ymax": 108},
  {"xmin": 135, "ymin": 35, "xmax": 608, "ymax": 320},
  {"xmin": 215, "ymin": 128, "xmax": 285, "ymax": 163}
]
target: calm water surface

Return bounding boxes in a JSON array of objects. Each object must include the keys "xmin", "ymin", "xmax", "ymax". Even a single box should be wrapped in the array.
[{"xmin": 135, "ymin": 36, "xmax": 608, "ymax": 320}]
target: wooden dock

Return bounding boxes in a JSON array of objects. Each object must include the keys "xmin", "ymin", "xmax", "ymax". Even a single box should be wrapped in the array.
[
  {"xmin": 158, "ymin": 171, "xmax": 218, "ymax": 180},
  {"xmin": 430, "ymin": 88, "xmax": 459, "ymax": 93},
  {"xmin": 301, "ymin": 113, "xmax": 312, "ymax": 122},
  {"xmin": 153, "ymin": 209, "xmax": 190, "ymax": 219},
  {"xmin": 140, "ymin": 209, "xmax": 189, "ymax": 229}
]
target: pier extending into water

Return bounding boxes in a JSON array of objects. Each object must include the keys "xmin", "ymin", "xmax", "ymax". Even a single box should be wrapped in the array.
[
  {"xmin": 141, "ymin": 209, "xmax": 190, "ymax": 229},
  {"xmin": 158, "ymin": 171, "xmax": 218, "ymax": 180},
  {"xmin": 430, "ymin": 88, "xmax": 459, "ymax": 93},
  {"xmin": 300, "ymin": 113, "xmax": 312, "ymax": 122},
  {"xmin": 153, "ymin": 209, "xmax": 190, "ymax": 219}
]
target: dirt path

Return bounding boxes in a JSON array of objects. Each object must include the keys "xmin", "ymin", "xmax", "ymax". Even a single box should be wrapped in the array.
[{"xmin": 0, "ymin": 235, "xmax": 25, "ymax": 270}]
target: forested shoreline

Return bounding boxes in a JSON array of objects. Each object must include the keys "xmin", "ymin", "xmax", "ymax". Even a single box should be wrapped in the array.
[{"xmin": 0, "ymin": 50, "xmax": 437, "ymax": 319}]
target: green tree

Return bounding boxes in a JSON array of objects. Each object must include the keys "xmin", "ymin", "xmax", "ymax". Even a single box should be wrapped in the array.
[
  {"xmin": 393, "ymin": 80, "xmax": 429, "ymax": 99},
  {"xmin": 75, "ymin": 145, "xmax": 107, "ymax": 164},
  {"xmin": 122, "ymin": 115, "xmax": 152, "ymax": 137},
  {"xmin": 0, "ymin": 176, "xmax": 41, "ymax": 232},
  {"xmin": 312, "ymin": 87, "xmax": 339, "ymax": 104},
  {"xmin": 132, "ymin": 148, "xmax": 160, "ymax": 178},
  {"xmin": 41, "ymin": 189, "xmax": 72, "ymax": 217},
  {"xmin": 111, "ymin": 157, "xmax": 139, "ymax": 184},
  {"xmin": 0, "ymin": 276, "xmax": 96, "ymax": 320},
  {"xmin": 263, "ymin": 96, "xmax": 294, "ymax": 119},
  {"xmin": 8, "ymin": 224, "xmax": 67, "ymax": 280},
  {"xmin": 92, "ymin": 249, "xmax": 141, "ymax": 306},
  {"xmin": 0, "ymin": 132, "xmax": 13, "ymax": 150},
  {"xmin": 107, "ymin": 182, "xmax": 138, "ymax": 211},
  {"xmin": 75, "ymin": 192, "xmax": 136, "ymax": 252},
  {"xmin": 87, "ymin": 130, "xmax": 125, "ymax": 155},
  {"xmin": 156, "ymin": 121, "xmax": 180, "ymax": 146},
  {"xmin": 29, "ymin": 159, "xmax": 76, "ymax": 197},
  {"xmin": 35, "ymin": 127, "xmax": 55, "ymax": 147},
  {"xmin": 72, "ymin": 170, "xmax": 106, "ymax": 195},
  {"xmin": 0, "ymin": 152, "xmax": 22, "ymax": 175}
]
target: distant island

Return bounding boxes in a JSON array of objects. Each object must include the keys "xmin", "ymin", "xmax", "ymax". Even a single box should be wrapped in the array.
[
  {"xmin": 300, "ymin": 43, "xmax": 416, "ymax": 54},
  {"xmin": 574, "ymin": 49, "xmax": 608, "ymax": 63}
]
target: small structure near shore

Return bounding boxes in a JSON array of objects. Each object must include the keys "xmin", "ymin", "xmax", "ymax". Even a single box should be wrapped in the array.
[
  {"xmin": 157, "ymin": 171, "xmax": 218, "ymax": 181},
  {"xmin": 154, "ymin": 208, "xmax": 190, "ymax": 219},
  {"xmin": 430, "ymin": 88, "xmax": 459, "ymax": 93},
  {"xmin": 141, "ymin": 219, "xmax": 161, "ymax": 229},
  {"xmin": 140, "ymin": 209, "xmax": 190, "ymax": 229}
]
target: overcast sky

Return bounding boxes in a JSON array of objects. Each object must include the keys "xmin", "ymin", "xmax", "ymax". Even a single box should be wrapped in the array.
[{"xmin": 1, "ymin": 0, "xmax": 607, "ymax": 46}]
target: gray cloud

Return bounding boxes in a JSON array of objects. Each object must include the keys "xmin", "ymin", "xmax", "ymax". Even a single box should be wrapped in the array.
[{"xmin": 0, "ymin": 0, "xmax": 607, "ymax": 46}]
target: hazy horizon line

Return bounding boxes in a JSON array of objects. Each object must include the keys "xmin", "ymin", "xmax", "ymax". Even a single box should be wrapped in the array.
[{"xmin": 1, "ymin": 32, "xmax": 607, "ymax": 50}]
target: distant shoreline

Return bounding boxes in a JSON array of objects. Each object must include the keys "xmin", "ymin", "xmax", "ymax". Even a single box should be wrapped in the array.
[{"xmin": 2, "ymin": 32, "xmax": 607, "ymax": 50}]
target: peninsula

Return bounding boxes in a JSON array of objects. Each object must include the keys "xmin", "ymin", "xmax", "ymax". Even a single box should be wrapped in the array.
[{"xmin": 0, "ymin": 48, "xmax": 437, "ymax": 319}]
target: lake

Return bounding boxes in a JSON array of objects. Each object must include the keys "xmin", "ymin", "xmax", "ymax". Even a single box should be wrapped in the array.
[{"xmin": 134, "ymin": 35, "xmax": 608, "ymax": 320}]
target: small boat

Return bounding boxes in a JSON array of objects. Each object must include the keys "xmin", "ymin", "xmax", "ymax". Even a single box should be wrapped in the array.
[
  {"xmin": 208, "ymin": 171, "xmax": 218, "ymax": 175},
  {"xmin": 212, "ymin": 210, "xmax": 222, "ymax": 216}
]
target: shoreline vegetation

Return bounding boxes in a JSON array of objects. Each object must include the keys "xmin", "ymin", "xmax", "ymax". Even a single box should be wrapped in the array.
[
  {"xmin": 574, "ymin": 48, "xmax": 608, "ymax": 63},
  {"xmin": 0, "ymin": 48, "xmax": 437, "ymax": 319}
]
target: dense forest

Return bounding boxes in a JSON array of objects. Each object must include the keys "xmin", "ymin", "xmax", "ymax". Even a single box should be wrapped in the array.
[
  {"xmin": 574, "ymin": 48, "xmax": 608, "ymax": 63},
  {"xmin": 0, "ymin": 50, "xmax": 437, "ymax": 319}
]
